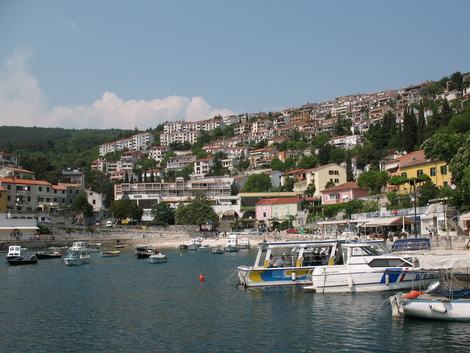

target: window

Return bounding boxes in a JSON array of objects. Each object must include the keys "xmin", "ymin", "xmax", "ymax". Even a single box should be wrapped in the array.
[
  {"xmin": 430, "ymin": 167, "xmax": 436, "ymax": 176},
  {"xmin": 417, "ymin": 169, "xmax": 423, "ymax": 177},
  {"xmin": 401, "ymin": 172, "xmax": 407, "ymax": 178},
  {"xmin": 39, "ymin": 187, "xmax": 42, "ymax": 192},
  {"xmin": 441, "ymin": 165, "xmax": 447, "ymax": 175},
  {"xmin": 262, "ymin": 212, "xmax": 267, "ymax": 218}
]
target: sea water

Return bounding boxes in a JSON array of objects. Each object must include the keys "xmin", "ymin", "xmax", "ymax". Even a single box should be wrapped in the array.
[{"xmin": 1, "ymin": 248, "xmax": 469, "ymax": 352}]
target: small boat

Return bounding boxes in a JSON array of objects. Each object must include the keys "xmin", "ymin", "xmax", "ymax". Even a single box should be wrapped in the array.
[
  {"xmin": 390, "ymin": 259, "xmax": 470, "ymax": 321},
  {"xmin": 114, "ymin": 244, "xmax": 126, "ymax": 249},
  {"xmin": 64, "ymin": 242, "xmax": 90, "ymax": 266},
  {"xmin": 6, "ymin": 245, "xmax": 23, "ymax": 261},
  {"xmin": 179, "ymin": 244, "xmax": 189, "ymax": 250},
  {"xmin": 148, "ymin": 253, "xmax": 168, "ymax": 264},
  {"xmin": 86, "ymin": 247, "xmax": 101, "ymax": 253},
  {"xmin": 188, "ymin": 237, "xmax": 203, "ymax": 250},
  {"xmin": 224, "ymin": 234, "xmax": 238, "ymax": 252},
  {"xmin": 34, "ymin": 249, "xmax": 62, "ymax": 259},
  {"xmin": 135, "ymin": 246, "xmax": 161, "ymax": 259},
  {"xmin": 101, "ymin": 250, "xmax": 121, "ymax": 257},
  {"xmin": 8, "ymin": 255, "xmax": 38, "ymax": 266},
  {"xmin": 238, "ymin": 238, "xmax": 251, "ymax": 250},
  {"xmin": 198, "ymin": 245, "xmax": 212, "ymax": 252},
  {"xmin": 212, "ymin": 246, "xmax": 224, "ymax": 254}
]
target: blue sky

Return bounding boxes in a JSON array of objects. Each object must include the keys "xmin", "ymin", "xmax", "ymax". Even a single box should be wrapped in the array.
[{"xmin": 1, "ymin": 0, "xmax": 469, "ymax": 130}]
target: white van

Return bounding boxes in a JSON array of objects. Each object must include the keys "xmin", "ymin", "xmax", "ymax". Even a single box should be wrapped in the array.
[{"xmin": 106, "ymin": 220, "xmax": 113, "ymax": 227}]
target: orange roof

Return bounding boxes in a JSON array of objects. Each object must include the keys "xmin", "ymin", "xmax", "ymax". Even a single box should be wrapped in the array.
[
  {"xmin": 0, "ymin": 178, "xmax": 51, "ymax": 186},
  {"xmin": 256, "ymin": 196, "xmax": 302, "ymax": 206},
  {"xmin": 323, "ymin": 182, "xmax": 361, "ymax": 192}
]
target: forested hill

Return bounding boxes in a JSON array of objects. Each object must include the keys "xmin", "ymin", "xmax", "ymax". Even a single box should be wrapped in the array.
[
  {"xmin": 0, "ymin": 126, "xmax": 135, "ymax": 156},
  {"xmin": 0, "ymin": 126, "xmax": 135, "ymax": 178}
]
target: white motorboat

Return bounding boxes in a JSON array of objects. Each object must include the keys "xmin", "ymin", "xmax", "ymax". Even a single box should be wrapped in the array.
[
  {"xmin": 188, "ymin": 237, "xmax": 203, "ymax": 250},
  {"xmin": 224, "ymin": 234, "xmax": 238, "ymax": 252},
  {"xmin": 237, "ymin": 239, "xmax": 438, "ymax": 290},
  {"xmin": 148, "ymin": 253, "xmax": 168, "ymax": 263},
  {"xmin": 64, "ymin": 242, "xmax": 90, "ymax": 266},
  {"xmin": 238, "ymin": 238, "xmax": 251, "ymax": 250}
]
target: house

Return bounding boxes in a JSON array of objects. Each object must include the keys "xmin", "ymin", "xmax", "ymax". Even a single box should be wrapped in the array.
[
  {"xmin": 384, "ymin": 150, "xmax": 451, "ymax": 193},
  {"xmin": 255, "ymin": 195, "xmax": 304, "ymax": 229},
  {"xmin": 0, "ymin": 167, "xmax": 35, "ymax": 179},
  {"xmin": 282, "ymin": 163, "xmax": 347, "ymax": 196},
  {"xmin": 86, "ymin": 189, "xmax": 106, "ymax": 216},
  {"xmin": 320, "ymin": 182, "xmax": 369, "ymax": 205}
]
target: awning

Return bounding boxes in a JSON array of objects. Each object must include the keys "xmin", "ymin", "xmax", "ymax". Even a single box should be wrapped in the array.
[
  {"xmin": 364, "ymin": 216, "xmax": 416, "ymax": 227},
  {"xmin": 460, "ymin": 213, "xmax": 470, "ymax": 221},
  {"xmin": 0, "ymin": 226, "xmax": 39, "ymax": 230}
]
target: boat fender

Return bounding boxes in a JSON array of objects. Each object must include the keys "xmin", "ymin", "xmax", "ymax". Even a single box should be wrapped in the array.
[
  {"xmin": 430, "ymin": 303, "xmax": 447, "ymax": 313},
  {"xmin": 291, "ymin": 272, "xmax": 296, "ymax": 281},
  {"xmin": 404, "ymin": 290, "xmax": 424, "ymax": 299},
  {"xmin": 199, "ymin": 273, "xmax": 205, "ymax": 282},
  {"xmin": 385, "ymin": 274, "xmax": 390, "ymax": 286},
  {"xmin": 348, "ymin": 276, "xmax": 354, "ymax": 288}
]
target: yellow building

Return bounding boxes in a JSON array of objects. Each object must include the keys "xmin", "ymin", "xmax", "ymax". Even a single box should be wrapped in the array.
[{"xmin": 397, "ymin": 158, "xmax": 451, "ymax": 193}]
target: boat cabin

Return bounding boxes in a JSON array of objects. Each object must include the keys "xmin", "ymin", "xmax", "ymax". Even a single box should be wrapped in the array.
[
  {"xmin": 7, "ymin": 245, "xmax": 22, "ymax": 258},
  {"xmin": 68, "ymin": 242, "xmax": 88, "ymax": 252}
]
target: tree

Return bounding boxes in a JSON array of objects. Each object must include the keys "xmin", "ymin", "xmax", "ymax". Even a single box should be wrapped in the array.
[
  {"xmin": 279, "ymin": 176, "xmax": 295, "ymax": 192},
  {"xmin": 304, "ymin": 183, "xmax": 316, "ymax": 197},
  {"xmin": 357, "ymin": 169, "xmax": 389, "ymax": 195},
  {"xmin": 270, "ymin": 157, "xmax": 285, "ymax": 172},
  {"xmin": 174, "ymin": 191, "xmax": 219, "ymax": 230},
  {"xmin": 109, "ymin": 195, "xmax": 143, "ymax": 222},
  {"xmin": 297, "ymin": 154, "xmax": 318, "ymax": 169},
  {"xmin": 402, "ymin": 108, "xmax": 418, "ymax": 152},
  {"xmin": 242, "ymin": 173, "xmax": 272, "ymax": 192},
  {"xmin": 150, "ymin": 202, "xmax": 175, "ymax": 226},
  {"xmin": 283, "ymin": 157, "xmax": 296, "ymax": 172},
  {"xmin": 73, "ymin": 192, "xmax": 93, "ymax": 218}
]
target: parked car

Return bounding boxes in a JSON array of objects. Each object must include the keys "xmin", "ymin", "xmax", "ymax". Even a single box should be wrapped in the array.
[{"xmin": 286, "ymin": 229, "xmax": 299, "ymax": 234}]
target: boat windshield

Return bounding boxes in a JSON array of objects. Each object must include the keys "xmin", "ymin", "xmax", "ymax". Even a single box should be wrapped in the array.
[{"xmin": 350, "ymin": 245, "xmax": 381, "ymax": 256}]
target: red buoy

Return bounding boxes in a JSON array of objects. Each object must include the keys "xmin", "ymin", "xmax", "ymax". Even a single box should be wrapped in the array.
[{"xmin": 199, "ymin": 273, "xmax": 205, "ymax": 282}]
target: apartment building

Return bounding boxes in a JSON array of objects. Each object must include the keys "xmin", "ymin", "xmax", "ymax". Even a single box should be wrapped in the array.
[
  {"xmin": 160, "ymin": 130, "xmax": 201, "ymax": 146},
  {"xmin": 165, "ymin": 155, "xmax": 196, "ymax": 172},
  {"xmin": 0, "ymin": 177, "xmax": 82, "ymax": 212},
  {"xmin": 147, "ymin": 146, "xmax": 169, "ymax": 162},
  {"xmin": 114, "ymin": 177, "xmax": 233, "ymax": 221}
]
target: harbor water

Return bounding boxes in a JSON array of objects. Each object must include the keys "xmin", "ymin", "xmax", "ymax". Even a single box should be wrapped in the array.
[{"xmin": 1, "ymin": 248, "xmax": 470, "ymax": 352}]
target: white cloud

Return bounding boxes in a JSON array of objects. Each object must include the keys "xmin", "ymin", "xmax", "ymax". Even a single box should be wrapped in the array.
[{"xmin": 0, "ymin": 51, "xmax": 237, "ymax": 130}]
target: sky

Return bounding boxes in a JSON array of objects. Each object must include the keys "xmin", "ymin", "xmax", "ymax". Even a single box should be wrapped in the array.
[{"xmin": 0, "ymin": 1, "xmax": 469, "ymax": 130}]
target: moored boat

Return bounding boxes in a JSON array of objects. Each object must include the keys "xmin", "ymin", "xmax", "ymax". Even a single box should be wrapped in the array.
[
  {"xmin": 8, "ymin": 254, "xmax": 38, "ymax": 266},
  {"xmin": 224, "ymin": 234, "xmax": 238, "ymax": 252},
  {"xmin": 148, "ymin": 253, "xmax": 168, "ymax": 263},
  {"xmin": 198, "ymin": 245, "xmax": 212, "ymax": 252},
  {"xmin": 237, "ymin": 239, "xmax": 439, "ymax": 290},
  {"xmin": 238, "ymin": 238, "xmax": 251, "ymax": 250},
  {"xmin": 134, "ymin": 245, "xmax": 161, "ymax": 258},
  {"xmin": 34, "ymin": 249, "xmax": 62, "ymax": 259},
  {"xmin": 188, "ymin": 237, "xmax": 203, "ymax": 250},
  {"xmin": 101, "ymin": 250, "xmax": 121, "ymax": 257},
  {"xmin": 390, "ymin": 258, "xmax": 470, "ymax": 321},
  {"xmin": 212, "ymin": 246, "xmax": 224, "ymax": 254},
  {"xmin": 64, "ymin": 242, "xmax": 90, "ymax": 266}
]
